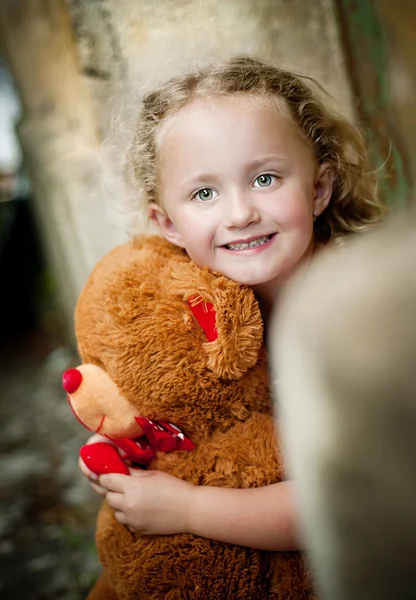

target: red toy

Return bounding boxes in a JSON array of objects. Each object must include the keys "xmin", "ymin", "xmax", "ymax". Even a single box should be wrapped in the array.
[{"xmin": 62, "ymin": 366, "xmax": 194, "ymax": 476}]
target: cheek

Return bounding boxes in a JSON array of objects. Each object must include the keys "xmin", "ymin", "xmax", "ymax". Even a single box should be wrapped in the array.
[
  {"xmin": 276, "ymin": 197, "xmax": 312, "ymax": 229},
  {"xmin": 178, "ymin": 210, "xmax": 216, "ymax": 239},
  {"xmin": 178, "ymin": 222, "xmax": 212, "ymax": 260}
]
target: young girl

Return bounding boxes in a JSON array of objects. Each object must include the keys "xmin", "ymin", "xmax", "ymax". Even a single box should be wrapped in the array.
[{"xmin": 80, "ymin": 55, "xmax": 384, "ymax": 552}]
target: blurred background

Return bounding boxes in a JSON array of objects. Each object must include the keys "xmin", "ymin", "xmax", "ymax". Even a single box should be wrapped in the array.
[{"xmin": 0, "ymin": 1, "xmax": 411, "ymax": 598}]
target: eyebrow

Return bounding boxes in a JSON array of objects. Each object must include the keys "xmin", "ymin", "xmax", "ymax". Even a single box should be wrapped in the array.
[
  {"xmin": 245, "ymin": 155, "xmax": 286, "ymax": 171},
  {"xmin": 178, "ymin": 173, "xmax": 220, "ymax": 191},
  {"xmin": 179, "ymin": 156, "xmax": 287, "ymax": 190}
]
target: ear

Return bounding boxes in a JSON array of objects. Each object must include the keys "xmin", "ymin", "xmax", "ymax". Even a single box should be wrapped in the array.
[
  {"xmin": 148, "ymin": 203, "xmax": 186, "ymax": 248},
  {"xmin": 313, "ymin": 163, "xmax": 334, "ymax": 217}
]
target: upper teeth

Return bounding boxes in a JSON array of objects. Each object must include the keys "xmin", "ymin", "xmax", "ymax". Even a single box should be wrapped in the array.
[{"xmin": 226, "ymin": 235, "xmax": 271, "ymax": 250}]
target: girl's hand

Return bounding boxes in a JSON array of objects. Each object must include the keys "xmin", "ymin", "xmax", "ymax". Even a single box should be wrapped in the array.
[
  {"xmin": 78, "ymin": 433, "xmax": 118, "ymax": 495},
  {"xmin": 99, "ymin": 469, "xmax": 195, "ymax": 536}
]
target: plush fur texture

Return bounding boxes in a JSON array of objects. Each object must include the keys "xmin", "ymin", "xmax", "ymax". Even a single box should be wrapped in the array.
[{"xmin": 75, "ymin": 235, "xmax": 315, "ymax": 600}]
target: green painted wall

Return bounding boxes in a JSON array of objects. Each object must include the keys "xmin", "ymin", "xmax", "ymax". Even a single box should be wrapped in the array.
[{"xmin": 335, "ymin": 0, "xmax": 410, "ymax": 208}]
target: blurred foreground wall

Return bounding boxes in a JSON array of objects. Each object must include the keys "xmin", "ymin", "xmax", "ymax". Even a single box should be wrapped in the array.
[{"xmin": 0, "ymin": 0, "xmax": 383, "ymax": 331}]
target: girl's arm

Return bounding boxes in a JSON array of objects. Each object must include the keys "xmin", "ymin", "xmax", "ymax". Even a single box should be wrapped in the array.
[
  {"xmin": 189, "ymin": 480, "xmax": 302, "ymax": 551},
  {"xmin": 94, "ymin": 466, "xmax": 302, "ymax": 552}
]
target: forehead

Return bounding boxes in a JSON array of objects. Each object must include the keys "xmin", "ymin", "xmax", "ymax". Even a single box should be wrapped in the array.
[{"xmin": 157, "ymin": 94, "xmax": 312, "ymax": 161}]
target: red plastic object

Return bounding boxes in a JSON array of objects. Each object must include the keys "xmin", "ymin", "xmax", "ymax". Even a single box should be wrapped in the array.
[
  {"xmin": 62, "ymin": 368, "xmax": 83, "ymax": 394},
  {"xmin": 80, "ymin": 442, "xmax": 130, "ymax": 475},
  {"xmin": 187, "ymin": 298, "xmax": 218, "ymax": 342}
]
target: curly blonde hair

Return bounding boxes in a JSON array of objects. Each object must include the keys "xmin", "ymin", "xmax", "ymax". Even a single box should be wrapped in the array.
[{"xmin": 125, "ymin": 56, "xmax": 385, "ymax": 243}]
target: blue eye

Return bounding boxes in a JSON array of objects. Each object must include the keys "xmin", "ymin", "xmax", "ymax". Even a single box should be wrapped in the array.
[
  {"xmin": 254, "ymin": 174, "xmax": 276, "ymax": 188},
  {"xmin": 195, "ymin": 188, "xmax": 215, "ymax": 201}
]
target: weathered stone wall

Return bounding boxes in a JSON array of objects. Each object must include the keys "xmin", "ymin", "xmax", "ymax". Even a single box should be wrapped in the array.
[{"xmin": 69, "ymin": 0, "xmax": 354, "ymax": 163}]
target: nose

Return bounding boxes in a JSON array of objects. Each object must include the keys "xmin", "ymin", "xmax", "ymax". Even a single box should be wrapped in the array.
[
  {"xmin": 225, "ymin": 191, "xmax": 260, "ymax": 229},
  {"xmin": 62, "ymin": 368, "xmax": 83, "ymax": 393}
]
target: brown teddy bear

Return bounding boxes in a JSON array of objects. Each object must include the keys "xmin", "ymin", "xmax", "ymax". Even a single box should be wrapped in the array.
[{"xmin": 63, "ymin": 234, "xmax": 314, "ymax": 600}]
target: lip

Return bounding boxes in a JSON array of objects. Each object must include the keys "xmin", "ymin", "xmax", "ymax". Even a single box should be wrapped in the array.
[
  {"xmin": 220, "ymin": 233, "xmax": 277, "ymax": 254},
  {"xmin": 222, "ymin": 233, "xmax": 275, "ymax": 246}
]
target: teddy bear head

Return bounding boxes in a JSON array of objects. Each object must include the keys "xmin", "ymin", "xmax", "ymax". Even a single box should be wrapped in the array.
[{"xmin": 67, "ymin": 236, "xmax": 270, "ymax": 441}]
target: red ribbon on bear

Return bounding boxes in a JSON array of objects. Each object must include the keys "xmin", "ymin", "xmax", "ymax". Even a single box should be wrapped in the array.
[{"xmin": 81, "ymin": 417, "xmax": 195, "ymax": 476}]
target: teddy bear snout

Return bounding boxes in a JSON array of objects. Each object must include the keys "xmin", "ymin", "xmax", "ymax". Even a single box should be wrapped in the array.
[
  {"xmin": 63, "ymin": 363, "xmax": 146, "ymax": 439},
  {"xmin": 62, "ymin": 368, "xmax": 83, "ymax": 394}
]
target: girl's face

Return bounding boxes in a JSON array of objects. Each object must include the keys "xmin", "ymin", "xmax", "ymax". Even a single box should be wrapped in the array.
[{"xmin": 150, "ymin": 95, "xmax": 333, "ymax": 295}]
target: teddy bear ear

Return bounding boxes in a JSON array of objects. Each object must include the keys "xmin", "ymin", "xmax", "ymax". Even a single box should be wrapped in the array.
[
  {"xmin": 186, "ymin": 291, "xmax": 263, "ymax": 379},
  {"xmin": 169, "ymin": 260, "xmax": 263, "ymax": 380},
  {"xmin": 187, "ymin": 298, "xmax": 218, "ymax": 343}
]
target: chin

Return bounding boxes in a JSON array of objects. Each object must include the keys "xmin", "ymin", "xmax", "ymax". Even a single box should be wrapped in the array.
[
  {"xmin": 226, "ymin": 273, "xmax": 269, "ymax": 287},
  {"xmin": 220, "ymin": 262, "xmax": 290, "ymax": 288}
]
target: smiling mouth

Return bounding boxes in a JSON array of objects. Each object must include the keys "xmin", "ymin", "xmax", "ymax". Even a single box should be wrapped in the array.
[{"xmin": 224, "ymin": 234, "xmax": 274, "ymax": 251}]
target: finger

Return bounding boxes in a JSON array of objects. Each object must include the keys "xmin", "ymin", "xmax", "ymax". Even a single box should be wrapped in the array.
[
  {"xmin": 105, "ymin": 491, "xmax": 124, "ymax": 511},
  {"xmin": 78, "ymin": 455, "xmax": 98, "ymax": 480},
  {"xmin": 129, "ymin": 466, "xmax": 151, "ymax": 477},
  {"xmin": 99, "ymin": 473, "xmax": 129, "ymax": 491},
  {"xmin": 85, "ymin": 433, "xmax": 114, "ymax": 446},
  {"xmin": 114, "ymin": 510, "xmax": 127, "ymax": 525},
  {"xmin": 90, "ymin": 481, "xmax": 108, "ymax": 496}
]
